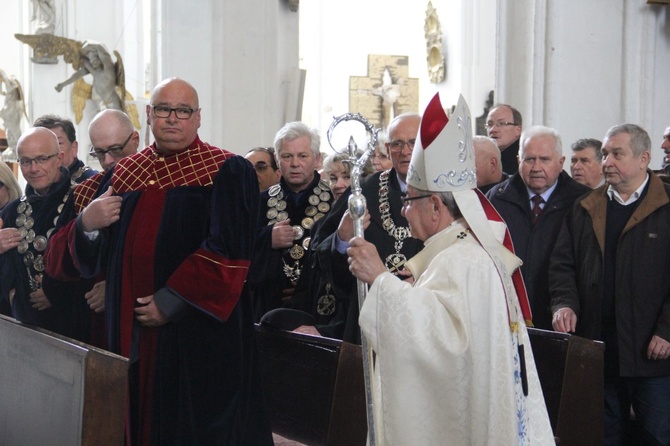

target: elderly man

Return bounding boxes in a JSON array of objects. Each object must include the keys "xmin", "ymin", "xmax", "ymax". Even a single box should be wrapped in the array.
[
  {"xmin": 0, "ymin": 127, "xmax": 93, "ymax": 341},
  {"xmin": 347, "ymin": 94, "xmax": 554, "ymax": 444},
  {"xmin": 473, "ymin": 135, "xmax": 508, "ymax": 194},
  {"xmin": 42, "ymin": 109, "xmax": 139, "ymax": 347},
  {"xmin": 33, "ymin": 114, "xmax": 97, "ymax": 184},
  {"xmin": 71, "ymin": 78, "xmax": 272, "ymax": 444},
  {"xmin": 551, "ymin": 124, "xmax": 670, "ymax": 445},
  {"xmin": 487, "ymin": 126, "xmax": 589, "ymax": 329},
  {"xmin": 290, "ymin": 113, "xmax": 424, "ymax": 342},
  {"xmin": 486, "ymin": 103, "xmax": 523, "ymax": 175},
  {"xmin": 245, "ymin": 146, "xmax": 280, "ymax": 191},
  {"xmin": 248, "ymin": 122, "xmax": 332, "ymax": 320},
  {"xmin": 570, "ymin": 138, "xmax": 604, "ymax": 189}
]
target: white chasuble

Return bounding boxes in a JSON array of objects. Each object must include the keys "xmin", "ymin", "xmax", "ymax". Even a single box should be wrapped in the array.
[{"xmin": 359, "ymin": 219, "xmax": 555, "ymax": 445}]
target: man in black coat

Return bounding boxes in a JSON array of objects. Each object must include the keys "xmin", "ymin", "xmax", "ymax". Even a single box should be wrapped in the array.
[
  {"xmin": 486, "ymin": 104, "xmax": 523, "ymax": 175},
  {"xmin": 550, "ymin": 124, "xmax": 670, "ymax": 445},
  {"xmin": 293, "ymin": 113, "xmax": 424, "ymax": 343},
  {"xmin": 486, "ymin": 126, "xmax": 589, "ymax": 330}
]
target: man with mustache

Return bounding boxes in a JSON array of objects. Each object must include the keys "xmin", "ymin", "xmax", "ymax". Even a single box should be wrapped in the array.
[{"xmin": 487, "ymin": 126, "xmax": 589, "ymax": 330}]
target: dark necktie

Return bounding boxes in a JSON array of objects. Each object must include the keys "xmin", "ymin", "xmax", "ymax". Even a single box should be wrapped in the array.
[{"xmin": 531, "ymin": 195, "xmax": 544, "ymax": 224}]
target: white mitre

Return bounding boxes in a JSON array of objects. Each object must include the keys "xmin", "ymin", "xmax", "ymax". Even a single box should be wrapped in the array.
[
  {"xmin": 407, "ymin": 92, "xmax": 532, "ymax": 324},
  {"xmin": 406, "ymin": 93, "xmax": 476, "ymax": 193}
]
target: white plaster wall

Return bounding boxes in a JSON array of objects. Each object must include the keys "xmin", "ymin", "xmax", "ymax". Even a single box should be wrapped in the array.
[
  {"xmin": 299, "ymin": 0, "xmax": 497, "ymax": 152},
  {"xmin": 497, "ymin": 0, "xmax": 670, "ymax": 170}
]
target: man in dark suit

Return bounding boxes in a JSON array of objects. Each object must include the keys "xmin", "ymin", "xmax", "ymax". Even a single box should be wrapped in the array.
[
  {"xmin": 487, "ymin": 125, "xmax": 589, "ymax": 330},
  {"xmin": 294, "ymin": 113, "xmax": 424, "ymax": 343}
]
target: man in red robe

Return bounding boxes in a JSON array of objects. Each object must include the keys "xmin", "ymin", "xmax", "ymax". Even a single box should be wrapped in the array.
[{"xmin": 69, "ymin": 78, "xmax": 272, "ymax": 445}]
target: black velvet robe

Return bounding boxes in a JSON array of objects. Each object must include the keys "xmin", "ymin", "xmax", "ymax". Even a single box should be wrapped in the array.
[
  {"xmin": 72, "ymin": 139, "xmax": 272, "ymax": 446},
  {"xmin": 0, "ymin": 168, "xmax": 93, "ymax": 342}
]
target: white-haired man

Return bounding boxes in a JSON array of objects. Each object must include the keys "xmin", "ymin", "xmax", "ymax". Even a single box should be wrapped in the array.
[{"xmin": 487, "ymin": 126, "xmax": 589, "ymax": 329}]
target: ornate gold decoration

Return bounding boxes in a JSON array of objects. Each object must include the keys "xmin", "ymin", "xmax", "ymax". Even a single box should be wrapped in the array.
[
  {"xmin": 15, "ymin": 34, "xmax": 141, "ymax": 129},
  {"xmin": 424, "ymin": 2, "xmax": 446, "ymax": 83}
]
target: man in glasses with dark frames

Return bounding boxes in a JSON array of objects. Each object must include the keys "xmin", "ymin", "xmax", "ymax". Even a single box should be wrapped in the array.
[
  {"xmin": 485, "ymin": 103, "xmax": 523, "ymax": 175},
  {"xmin": 43, "ymin": 109, "xmax": 139, "ymax": 349},
  {"xmin": 68, "ymin": 78, "xmax": 272, "ymax": 444},
  {"xmin": 0, "ymin": 127, "xmax": 92, "ymax": 343},
  {"xmin": 33, "ymin": 114, "xmax": 98, "ymax": 185},
  {"xmin": 347, "ymin": 94, "xmax": 554, "ymax": 445},
  {"xmin": 245, "ymin": 146, "xmax": 280, "ymax": 192}
]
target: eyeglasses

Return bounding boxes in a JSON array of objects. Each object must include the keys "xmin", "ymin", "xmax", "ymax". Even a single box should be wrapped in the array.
[
  {"xmin": 89, "ymin": 133, "xmax": 133, "ymax": 160},
  {"xmin": 401, "ymin": 193, "xmax": 433, "ymax": 207},
  {"xmin": 485, "ymin": 121, "xmax": 517, "ymax": 129},
  {"xmin": 253, "ymin": 161, "xmax": 271, "ymax": 172},
  {"xmin": 151, "ymin": 105, "xmax": 199, "ymax": 120},
  {"xmin": 387, "ymin": 139, "xmax": 416, "ymax": 152},
  {"xmin": 18, "ymin": 153, "xmax": 59, "ymax": 167}
]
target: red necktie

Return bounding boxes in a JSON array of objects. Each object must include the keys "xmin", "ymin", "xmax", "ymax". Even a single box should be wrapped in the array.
[{"xmin": 531, "ymin": 195, "xmax": 544, "ymax": 224}]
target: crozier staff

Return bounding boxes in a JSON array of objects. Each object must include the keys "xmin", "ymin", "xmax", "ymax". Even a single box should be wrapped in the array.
[{"xmin": 348, "ymin": 93, "xmax": 555, "ymax": 445}]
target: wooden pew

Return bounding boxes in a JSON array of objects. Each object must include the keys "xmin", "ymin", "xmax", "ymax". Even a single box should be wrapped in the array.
[
  {"xmin": 256, "ymin": 325, "xmax": 604, "ymax": 445},
  {"xmin": 0, "ymin": 315, "xmax": 127, "ymax": 446},
  {"xmin": 255, "ymin": 324, "xmax": 367, "ymax": 446},
  {"xmin": 528, "ymin": 328, "xmax": 604, "ymax": 445}
]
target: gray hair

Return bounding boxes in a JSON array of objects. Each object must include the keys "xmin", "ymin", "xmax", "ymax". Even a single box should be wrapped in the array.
[
  {"xmin": 273, "ymin": 121, "xmax": 320, "ymax": 158},
  {"xmin": 473, "ymin": 135, "xmax": 501, "ymax": 162},
  {"xmin": 604, "ymin": 123, "xmax": 651, "ymax": 157},
  {"xmin": 571, "ymin": 138, "xmax": 603, "ymax": 162},
  {"xmin": 520, "ymin": 126, "xmax": 562, "ymax": 158}
]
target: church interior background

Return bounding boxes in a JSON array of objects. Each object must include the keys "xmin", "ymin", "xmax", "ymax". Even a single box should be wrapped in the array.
[{"xmin": 1, "ymin": 0, "xmax": 669, "ymax": 191}]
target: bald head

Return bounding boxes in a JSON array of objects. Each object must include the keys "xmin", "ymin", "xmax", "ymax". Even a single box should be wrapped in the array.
[
  {"xmin": 386, "ymin": 112, "xmax": 421, "ymax": 181},
  {"xmin": 473, "ymin": 136, "xmax": 503, "ymax": 187},
  {"xmin": 147, "ymin": 77, "xmax": 201, "ymax": 154},
  {"xmin": 17, "ymin": 127, "xmax": 64, "ymax": 194},
  {"xmin": 89, "ymin": 109, "xmax": 139, "ymax": 171}
]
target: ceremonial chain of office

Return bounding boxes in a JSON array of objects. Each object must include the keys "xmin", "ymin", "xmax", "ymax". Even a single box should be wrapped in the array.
[
  {"xmin": 378, "ymin": 169, "xmax": 412, "ymax": 273},
  {"xmin": 17, "ymin": 166, "xmax": 89, "ymax": 291},
  {"xmin": 266, "ymin": 180, "xmax": 333, "ymax": 286}
]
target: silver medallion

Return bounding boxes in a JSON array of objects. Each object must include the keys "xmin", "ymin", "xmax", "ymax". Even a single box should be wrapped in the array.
[
  {"xmin": 23, "ymin": 251, "xmax": 35, "ymax": 266},
  {"xmin": 34, "ymin": 236, "xmax": 48, "ymax": 252},
  {"xmin": 302, "ymin": 237, "xmax": 311, "ymax": 250},
  {"xmin": 16, "ymin": 214, "xmax": 26, "ymax": 227},
  {"xmin": 305, "ymin": 206, "xmax": 317, "ymax": 217},
  {"xmin": 276, "ymin": 200, "xmax": 287, "ymax": 211},
  {"xmin": 292, "ymin": 225, "xmax": 304, "ymax": 240},
  {"xmin": 17, "ymin": 240, "xmax": 29, "ymax": 254},
  {"xmin": 266, "ymin": 208, "xmax": 278, "ymax": 220},
  {"xmin": 317, "ymin": 202, "xmax": 330, "ymax": 213},
  {"xmin": 24, "ymin": 217, "xmax": 34, "ymax": 230},
  {"xmin": 319, "ymin": 191, "xmax": 331, "ymax": 202},
  {"xmin": 33, "ymin": 255, "xmax": 44, "ymax": 272},
  {"xmin": 268, "ymin": 184, "xmax": 281, "ymax": 197},
  {"xmin": 17, "ymin": 202, "xmax": 26, "ymax": 213},
  {"xmin": 277, "ymin": 211, "xmax": 289, "ymax": 222},
  {"xmin": 317, "ymin": 293, "xmax": 336, "ymax": 316},
  {"xmin": 267, "ymin": 197, "xmax": 278, "ymax": 208},
  {"xmin": 308, "ymin": 195, "xmax": 320, "ymax": 206},
  {"xmin": 25, "ymin": 229, "xmax": 35, "ymax": 243}
]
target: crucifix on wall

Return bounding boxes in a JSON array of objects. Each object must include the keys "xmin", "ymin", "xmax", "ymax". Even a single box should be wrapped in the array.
[{"xmin": 349, "ymin": 55, "xmax": 419, "ymax": 131}]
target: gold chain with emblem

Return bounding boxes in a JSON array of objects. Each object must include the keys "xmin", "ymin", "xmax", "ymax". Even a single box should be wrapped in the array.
[
  {"xmin": 378, "ymin": 169, "xmax": 412, "ymax": 273},
  {"xmin": 17, "ymin": 166, "xmax": 85, "ymax": 291}
]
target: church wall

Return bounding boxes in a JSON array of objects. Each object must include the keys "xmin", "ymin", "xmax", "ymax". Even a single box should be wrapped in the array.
[
  {"xmin": 497, "ymin": 0, "xmax": 670, "ymax": 170},
  {"xmin": 299, "ymin": 0, "xmax": 497, "ymax": 152}
]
